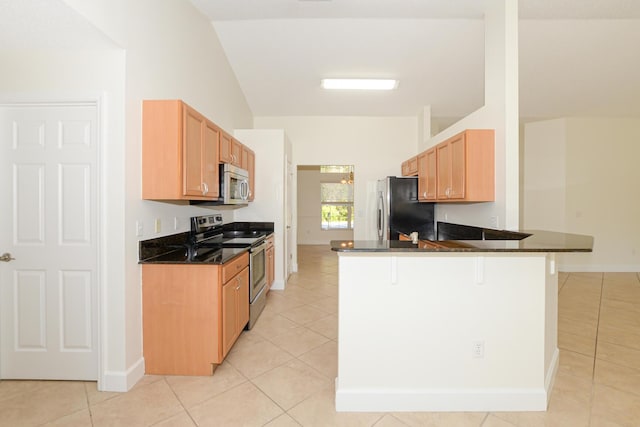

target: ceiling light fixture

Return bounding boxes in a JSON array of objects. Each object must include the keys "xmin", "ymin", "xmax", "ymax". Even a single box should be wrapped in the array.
[{"xmin": 321, "ymin": 79, "xmax": 398, "ymax": 91}]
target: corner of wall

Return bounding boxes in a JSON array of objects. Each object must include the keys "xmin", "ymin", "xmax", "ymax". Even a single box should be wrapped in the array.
[{"xmin": 100, "ymin": 357, "xmax": 145, "ymax": 392}]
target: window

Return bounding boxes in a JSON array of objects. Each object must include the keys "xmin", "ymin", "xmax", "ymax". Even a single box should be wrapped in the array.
[{"xmin": 320, "ymin": 166, "xmax": 354, "ymax": 230}]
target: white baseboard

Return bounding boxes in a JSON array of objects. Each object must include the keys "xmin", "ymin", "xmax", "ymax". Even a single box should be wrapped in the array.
[
  {"xmin": 270, "ymin": 279, "xmax": 285, "ymax": 290},
  {"xmin": 335, "ymin": 383, "xmax": 549, "ymax": 412},
  {"xmin": 100, "ymin": 357, "xmax": 145, "ymax": 392},
  {"xmin": 559, "ymin": 264, "xmax": 640, "ymax": 272},
  {"xmin": 335, "ymin": 348, "xmax": 560, "ymax": 413},
  {"xmin": 544, "ymin": 348, "xmax": 560, "ymax": 404}
]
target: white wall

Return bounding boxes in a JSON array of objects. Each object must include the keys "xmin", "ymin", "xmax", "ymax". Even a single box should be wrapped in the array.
[
  {"xmin": 419, "ymin": 0, "xmax": 519, "ymax": 232},
  {"xmin": 523, "ymin": 117, "xmax": 640, "ymax": 272},
  {"xmin": 233, "ymin": 129, "xmax": 291, "ymax": 290},
  {"xmin": 0, "ymin": 47, "xmax": 128, "ymax": 390},
  {"xmin": 254, "ymin": 116, "xmax": 418, "ymax": 240},
  {"xmin": 522, "ymin": 119, "xmax": 567, "ymax": 231},
  {"xmin": 7, "ymin": 0, "xmax": 254, "ymax": 390},
  {"xmin": 297, "ymin": 167, "xmax": 354, "ymax": 245}
]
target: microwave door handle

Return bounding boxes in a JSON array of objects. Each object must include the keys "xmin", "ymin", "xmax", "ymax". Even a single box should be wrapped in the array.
[{"xmin": 242, "ymin": 180, "xmax": 249, "ymax": 200}]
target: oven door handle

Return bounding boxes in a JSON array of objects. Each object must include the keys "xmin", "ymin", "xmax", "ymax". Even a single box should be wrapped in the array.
[{"xmin": 251, "ymin": 241, "xmax": 267, "ymax": 253}]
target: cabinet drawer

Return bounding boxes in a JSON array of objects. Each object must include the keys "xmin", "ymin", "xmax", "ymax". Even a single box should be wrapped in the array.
[{"xmin": 222, "ymin": 252, "xmax": 249, "ymax": 283}]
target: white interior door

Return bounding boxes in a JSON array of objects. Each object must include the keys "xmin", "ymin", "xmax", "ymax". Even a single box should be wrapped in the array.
[{"xmin": 0, "ymin": 103, "xmax": 99, "ymax": 380}]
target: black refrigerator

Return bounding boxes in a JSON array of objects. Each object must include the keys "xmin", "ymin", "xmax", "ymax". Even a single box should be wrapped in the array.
[{"xmin": 376, "ymin": 176, "xmax": 435, "ymax": 241}]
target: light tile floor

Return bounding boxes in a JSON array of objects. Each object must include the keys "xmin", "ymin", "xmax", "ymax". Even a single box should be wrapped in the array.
[{"xmin": 1, "ymin": 246, "xmax": 640, "ymax": 426}]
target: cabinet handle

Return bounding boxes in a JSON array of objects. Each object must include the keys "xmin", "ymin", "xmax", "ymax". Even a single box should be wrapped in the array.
[{"xmin": 202, "ymin": 182, "xmax": 209, "ymax": 195}]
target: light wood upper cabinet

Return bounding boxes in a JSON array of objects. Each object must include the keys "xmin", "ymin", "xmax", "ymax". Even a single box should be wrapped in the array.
[
  {"xmin": 401, "ymin": 155, "xmax": 419, "ymax": 176},
  {"xmin": 142, "ymin": 100, "xmax": 219, "ymax": 200},
  {"xmin": 231, "ymin": 138, "xmax": 242, "ymax": 167},
  {"xmin": 244, "ymin": 147, "xmax": 255, "ymax": 201},
  {"xmin": 418, "ymin": 129, "xmax": 494, "ymax": 203},
  {"xmin": 220, "ymin": 134, "xmax": 243, "ymax": 166},
  {"xmin": 220, "ymin": 134, "xmax": 242, "ymax": 166},
  {"xmin": 219, "ymin": 131, "xmax": 233, "ymax": 164},
  {"xmin": 418, "ymin": 148, "xmax": 437, "ymax": 201},
  {"xmin": 437, "ymin": 129, "xmax": 494, "ymax": 202}
]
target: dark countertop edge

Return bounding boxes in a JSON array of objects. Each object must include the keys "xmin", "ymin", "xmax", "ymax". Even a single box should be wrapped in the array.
[
  {"xmin": 331, "ymin": 229, "xmax": 594, "ymax": 253},
  {"xmin": 139, "ymin": 247, "xmax": 249, "ymax": 265},
  {"xmin": 223, "ymin": 221, "xmax": 275, "ymax": 233}
]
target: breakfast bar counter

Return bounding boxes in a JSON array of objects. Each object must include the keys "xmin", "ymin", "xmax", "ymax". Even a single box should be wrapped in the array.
[{"xmin": 330, "ymin": 228, "xmax": 592, "ymax": 413}]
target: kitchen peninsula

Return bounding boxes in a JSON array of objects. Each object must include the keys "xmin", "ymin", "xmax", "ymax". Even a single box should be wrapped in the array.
[{"xmin": 331, "ymin": 225, "xmax": 593, "ymax": 412}]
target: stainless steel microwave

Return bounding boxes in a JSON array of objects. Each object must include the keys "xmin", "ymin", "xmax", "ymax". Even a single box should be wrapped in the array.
[{"xmin": 221, "ymin": 163, "xmax": 249, "ymax": 204}]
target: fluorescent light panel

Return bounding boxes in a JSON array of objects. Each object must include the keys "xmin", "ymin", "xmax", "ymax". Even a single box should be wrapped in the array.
[{"xmin": 321, "ymin": 78, "xmax": 398, "ymax": 90}]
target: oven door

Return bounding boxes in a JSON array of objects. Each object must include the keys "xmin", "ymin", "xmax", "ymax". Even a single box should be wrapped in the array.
[{"xmin": 249, "ymin": 242, "xmax": 267, "ymax": 302}]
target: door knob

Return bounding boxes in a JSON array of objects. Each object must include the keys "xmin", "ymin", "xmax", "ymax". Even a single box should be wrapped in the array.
[{"xmin": 0, "ymin": 252, "xmax": 15, "ymax": 262}]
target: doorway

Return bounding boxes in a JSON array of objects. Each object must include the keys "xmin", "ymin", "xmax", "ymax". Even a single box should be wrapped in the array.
[{"xmin": 297, "ymin": 165, "xmax": 355, "ymax": 245}]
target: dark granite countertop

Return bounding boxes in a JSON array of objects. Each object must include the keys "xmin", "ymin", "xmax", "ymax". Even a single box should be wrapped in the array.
[
  {"xmin": 331, "ymin": 229, "xmax": 593, "ymax": 253},
  {"xmin": 139, "ymin": 221, "xmax": 274, "ymax": 265}
]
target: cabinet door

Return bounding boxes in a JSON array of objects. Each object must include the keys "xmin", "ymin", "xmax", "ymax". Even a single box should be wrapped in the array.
[
  {"xmin": 401, "ymin": 160, "xmax": 410, "ymax": 176},
  {"xmin": 418, "ymin": 148, "xmax": 437, "ymax": 201},
  {"xmin": 231, "ymin": 138, "xmax": 242, "ymax": 167},
  {"xmin": 436, "ymin": 142, "xmax": 452, "ymax": 199},
  {"xmin": 266, "ymin": 245, "xmax": 275, "ymax": 290},
  {"xmin": 203, "ymin": 121, "xmax": 220, "ymax": 198},
  {"xmin": 183, "ymin": 106, "xmax": 205, "ymax": 197},
  {"xmin": 247, "ymin": 149, "xmax": 255, "ymax": 201},
  {"xmin": 449, "ymin": 134, "xmax": 466, "ymax": 199},
  {"xmin": 425, "ymin": 148, "xmax": 437, "ymax": 200},
  {"xmin": 221, "ymin": 279, "xmax": 237, "ymax": 357},
  {"xmin": 236, "ymin": 268, "xmax": 250, "ymax": 330},
  {"xmin": 417, "ymin": 151, "xmax": 428, "ymax": 201},
  {"xmin": 219, "ymin": 132, "xmax": 233, "ymax": 163}
]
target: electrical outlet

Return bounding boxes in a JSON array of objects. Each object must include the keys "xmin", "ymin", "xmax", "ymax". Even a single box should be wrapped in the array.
[
  {"xmin": 136, "ymin": 221, "xmax": 143, "ymax": 237},
  {"xmin": 490, "ymin": 216, "xmax": 499, "ymax": 229},
  {"xmin": 472, "ymin": 341, "xmax": 485, "ymax": 359},
  {"xmin": 154, "ymin": 218, "xmax": 161, "ymax": 233},
  {"xmin": 174, "ymin": 217, "xmax": 179, "ymax": 230}
]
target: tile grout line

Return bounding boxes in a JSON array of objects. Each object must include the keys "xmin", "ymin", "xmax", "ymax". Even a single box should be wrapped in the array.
[
  {"xmin": 161, "ymin": 376, "xmax": 199, "ymax": 427},
  {"xmin": 83, "ymin": 382, "xmax": 96, "ymax": 427},
  {"xmin": 587, "ymin": 272, "xmax": 605, "ymax": 427}
]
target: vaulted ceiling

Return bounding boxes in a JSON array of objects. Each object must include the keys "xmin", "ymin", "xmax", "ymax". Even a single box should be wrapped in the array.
[
  {"xmin": 2, "ymin": 0, "xmax": 639, "ymax": 121},
  {"xmin": 191, "ymin": 0, "xmax": 640, "ymax": 120}
]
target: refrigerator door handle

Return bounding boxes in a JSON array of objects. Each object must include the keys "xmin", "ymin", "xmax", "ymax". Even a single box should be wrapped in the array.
[{"xmin": 377, "ymin": 193, "xmax": 384, "ymax": 240}]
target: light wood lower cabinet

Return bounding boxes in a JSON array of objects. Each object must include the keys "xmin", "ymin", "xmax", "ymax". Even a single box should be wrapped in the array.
[
  {"xmin": 142, "ymin": 252, "xmax": 249, "ymax": 376},
  {"xmin": 222, "ymin": 267, "xmax": 249, "ymax": 357}
]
